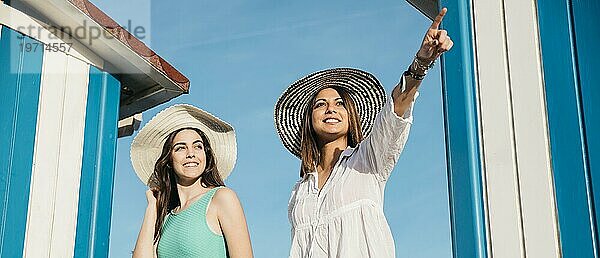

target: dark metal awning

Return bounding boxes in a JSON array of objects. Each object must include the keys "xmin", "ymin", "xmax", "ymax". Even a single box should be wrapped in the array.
[{"xmin": 406, "ymin": 0, "xmax": 439, "ymax": 21}]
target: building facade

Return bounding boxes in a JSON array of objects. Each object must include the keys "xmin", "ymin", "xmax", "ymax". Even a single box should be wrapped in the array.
[
  {"xmin": 409, "ymin": 0, "xmax": 599, "ymax": 257},
  {"xmin": 0, "ymin": 0, "xmax": 189, "ymax": 257}
]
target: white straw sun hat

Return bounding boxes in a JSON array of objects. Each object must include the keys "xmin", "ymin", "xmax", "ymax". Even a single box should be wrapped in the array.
[
  {"xmin": 130, "ymin": 104, "xmax": 237, "ymax": 185},
  {"xmin": 274, "ymin": 67, "xmax": 387, "ymax": 158}
]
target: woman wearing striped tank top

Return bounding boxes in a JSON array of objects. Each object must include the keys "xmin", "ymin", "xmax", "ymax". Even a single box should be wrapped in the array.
[{"xmin": 130, "ymin": 104, "xmax": 253, "ymax": 258}]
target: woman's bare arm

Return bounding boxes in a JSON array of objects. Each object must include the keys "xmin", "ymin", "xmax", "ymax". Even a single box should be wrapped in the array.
[
  {"xmin": 214, "ymin": 188, "xmax": 253, "ymax": 258},
  {"xmin": 133, "ymin": 189, "xmax": 158, "ymax": 258},
  {"xmin": 393, "ymin": 8, "xmax": 454, "ymax": 116}
]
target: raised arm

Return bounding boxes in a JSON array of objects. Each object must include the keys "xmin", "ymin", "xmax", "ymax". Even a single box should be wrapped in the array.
[
  {"xmin": 352, "ymin": 8, "xmax": 454, "ymax": 180},
  {"xmin": 392, "ymin": 7, "xmax": 453, "ymax": 117},
  {"xmin": 214, "ymin": 188, "xmax": 254, "ymax": 258},
  {"xmin": 133, "ymin": 189, "xmax": 159, "ymax": 258}
]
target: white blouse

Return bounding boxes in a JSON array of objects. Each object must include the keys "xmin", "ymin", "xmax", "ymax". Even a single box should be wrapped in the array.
[{"xmin": 288, "ymin": 87, "xmax": 417, "ymax": 258}]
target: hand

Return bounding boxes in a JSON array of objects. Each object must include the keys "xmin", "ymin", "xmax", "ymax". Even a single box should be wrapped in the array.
[
  {"xmin": 416, "ymin": 8, "xmax": 454, "ymax": 63},
  {"xmin": 145, "ymin": 188, "xmax": 158, "ymax": 206}
]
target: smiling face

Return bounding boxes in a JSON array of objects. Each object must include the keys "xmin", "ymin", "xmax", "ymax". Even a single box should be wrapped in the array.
[
  {"xmin": 170, "ymin": 129, "xmax": 207, "ymax": 184},
  {"xmin": 299, "ymin": 86, "xmax": 363, "ymax": 176},
  {"xmin": 310, "ymin": 88, "xmax": 350, "ymax": 143}
]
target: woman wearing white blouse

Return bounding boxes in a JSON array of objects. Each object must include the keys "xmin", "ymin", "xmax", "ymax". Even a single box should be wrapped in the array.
[{"xmin": 273, "ymin": 8, "xmax": 453, "ymax": 258}]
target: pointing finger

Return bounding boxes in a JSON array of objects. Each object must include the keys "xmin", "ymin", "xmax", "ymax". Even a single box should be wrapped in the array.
[{"xmin": 431, "ymin": 7, "xmax": 447, "ymax": 29}]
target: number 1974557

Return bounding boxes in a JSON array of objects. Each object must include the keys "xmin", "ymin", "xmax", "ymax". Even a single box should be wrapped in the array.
[{"xmin": 19, "ymin": 42, "xmax": 73, "ymax": 53}]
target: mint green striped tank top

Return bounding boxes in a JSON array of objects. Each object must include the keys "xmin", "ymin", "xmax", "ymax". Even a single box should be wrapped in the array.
[{"xmin": 157, "ymin": 187, "xmax": 227, "ymax": 258}]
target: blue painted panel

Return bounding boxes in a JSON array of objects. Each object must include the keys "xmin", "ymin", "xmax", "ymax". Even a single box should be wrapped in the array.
[
  {"xmin": 0, "ymin": 27, "xmax": 43, "ymax": 257},
  {"xmin": 571, "ymin": 0, "xmax": 600, "ymax": 252},
  {"xmin": 536, "ymin": 0, "xmax": 597, "ymax": 257},
  {"xmin": 74, "ymin": 66, "xmax": 120, "ymax": 257},
  {"xmin": 438, "ymin": 1, "xmax": 487, "ymax": 257}
]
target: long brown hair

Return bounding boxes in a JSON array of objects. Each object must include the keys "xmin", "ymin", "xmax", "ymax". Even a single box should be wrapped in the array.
[
  {"xmin": 152, "ymin": 127, "xmax": 224, "ymax": 243},
  {"xmin": 299, "ymin": 86, "xmax": 363, "ymax": 177}
]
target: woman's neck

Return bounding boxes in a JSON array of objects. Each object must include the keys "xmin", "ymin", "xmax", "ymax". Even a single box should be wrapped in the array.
[
  {"xmin": 317, "ymin": 137, "xmax": 347, "ymax": 174},
  {"xmin": 176, "ymin": 178, "xmax": 209, "ymax": 207}
]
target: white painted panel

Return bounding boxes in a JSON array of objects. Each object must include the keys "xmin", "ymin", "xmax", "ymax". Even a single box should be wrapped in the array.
[
  {"xmin": 24, "ymin": 49, "xmax": 69, "ymax": 258},
  {"xmin": 23, "ymin": 45, "xmax": 91, "ymax": 258},
  {"xmin": 503, "ymin": 0, "xmax": 560, "ymax": 257},
  {"xmin": 473, "ymin": 0, "xmax": 524, "ymax": 257},
  {"xmin": 49, "ymin": 55, "xmax": 89, "ymax": 258}
]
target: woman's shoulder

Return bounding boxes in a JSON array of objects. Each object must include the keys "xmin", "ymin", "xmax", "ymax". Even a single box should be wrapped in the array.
[
  {"xmin": 211, "ymin": 187, "xmax": 241, "ymax": 206},
  {"xmin": 209, "ymin": 186, "xmax": 245, "ymax": 219},
  {"xmin": 211, "ymin": 185, "xmax": 236, "ymax": 197}
]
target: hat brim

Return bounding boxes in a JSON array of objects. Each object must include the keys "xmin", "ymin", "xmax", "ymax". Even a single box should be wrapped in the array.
[
  {"xmin": 274, "ymin": 68, "xmax": 387, "ymax": 158},
  {"xmin": 130, "ymin": 104, "xmax": 237, "ymax": 185}
]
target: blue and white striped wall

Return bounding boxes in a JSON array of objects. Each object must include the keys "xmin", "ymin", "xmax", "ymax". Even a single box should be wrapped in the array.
[
  {"xmin": 0, "ymin": 4, "xmax": 121, "ymax": 257},
  {"xmin": 440, "ymin": 0, "xmax": 600, "ymax": 257}
]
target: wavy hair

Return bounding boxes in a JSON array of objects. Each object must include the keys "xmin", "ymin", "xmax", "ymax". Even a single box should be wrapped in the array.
[
  {"xmin": 299, "ymin": 86, "xmax": 363, "ymax": 177},
  {"xmin": 151, "ymin": 127, "xmax": 224, "ymax": 243}
]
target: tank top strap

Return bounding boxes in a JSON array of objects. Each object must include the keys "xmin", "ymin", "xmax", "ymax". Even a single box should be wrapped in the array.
[
  {"xmin": 204, "ymin": 186, "xmax": 224, "ymax": 202},
  {"xmin": 193, "ymin": 186, "xmax": 224, "ymax": 215}
]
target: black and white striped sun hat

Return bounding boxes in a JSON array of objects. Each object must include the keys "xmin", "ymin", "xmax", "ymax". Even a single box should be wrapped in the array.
[{"xmin": 274, "ymin": 68, "xmax": 387, "ymax": 158}]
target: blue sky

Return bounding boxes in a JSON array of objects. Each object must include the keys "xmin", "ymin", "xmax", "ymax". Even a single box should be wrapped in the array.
[{"xmin": 91, "ymin": 1, "xmax": 452, "ymax": 257}]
